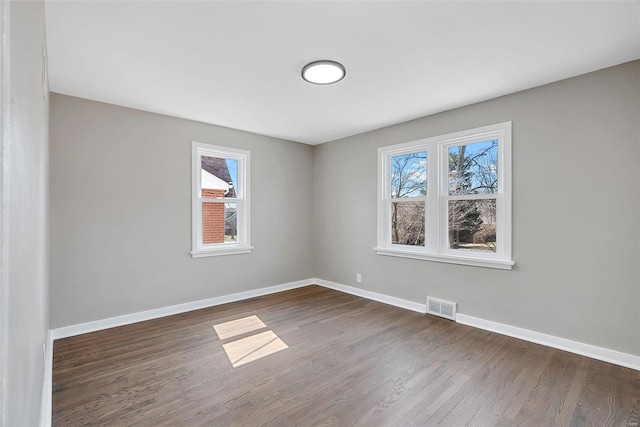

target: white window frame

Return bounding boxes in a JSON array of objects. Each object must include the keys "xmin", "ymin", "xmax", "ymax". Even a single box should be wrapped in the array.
[
  {"xmin": 375, "ymin": 122, "xmax": 513, "ymax": 270},
  {"xmin": 191, "ymin": 141, "xmax": 252, "ymax": 258}
]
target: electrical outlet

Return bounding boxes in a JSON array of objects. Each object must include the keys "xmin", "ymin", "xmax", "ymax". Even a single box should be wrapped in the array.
[{"xmin": 356, "ymin": 273, "xmax": 362, "ymax": 283}]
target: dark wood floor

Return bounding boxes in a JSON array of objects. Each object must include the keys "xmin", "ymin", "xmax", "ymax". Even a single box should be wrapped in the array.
[{"xmin": 52, "ymin": 285, "xmax": 640, "ymax": 426}]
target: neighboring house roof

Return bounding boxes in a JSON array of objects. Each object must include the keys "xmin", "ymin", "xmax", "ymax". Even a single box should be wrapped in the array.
[
  {"xmin": 202, "ymin": 169, "xmax": 230, "ymax": 193},
  {"xmin": 201, "ymin": 156, "xmax": 236, "ymax": 198}
]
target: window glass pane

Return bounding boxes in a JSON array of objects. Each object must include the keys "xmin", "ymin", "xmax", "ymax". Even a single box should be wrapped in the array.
[
  {"xmin": 201, "ymin": 156, "xmax": 238, "ymax": 198},
  {"xmin": 448, "ymin": 139, "xmax": 498, "ymax": 195},
  {"xmin": 391, "ymin": 152, "xmax": 427, "ymax": 198},
  {"xmin": 448, "ymin": 199, "xmax": 496, "ymax": 252},
  {"xmin": 203, "ymin": 202, "xmax": 238, "ymax": 245},
  {"xmin": 224, "ymin": 203, "xmax": 238, "ymax": 243},
  {"xmin": 391, "ymin": 201, "xmax": 425, "ymax": 246}
]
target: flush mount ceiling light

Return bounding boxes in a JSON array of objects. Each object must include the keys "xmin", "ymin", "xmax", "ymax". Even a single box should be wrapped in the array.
[{"xmin": 301, "ymin": 60, "xmax": 346, "ymax": 85}]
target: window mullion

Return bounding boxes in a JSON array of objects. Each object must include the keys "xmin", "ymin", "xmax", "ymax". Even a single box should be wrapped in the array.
[
  {"xmin": 200, "ymin": 197, "xmax": 240, "ymax": 203},
  {"xmin": 444, "ymin": 194, "xmax": 498, "ymax": 201},
  {"xmin": 426, "ymin": 144, "xmax": 438, "ymax": 253},
  {"xmin": 438, "ymin": 141, "xmax": 449, "ymax": 254},
  {"xmin": 389, "ymin": 196, "xmax": 428, "ymax": 202}
]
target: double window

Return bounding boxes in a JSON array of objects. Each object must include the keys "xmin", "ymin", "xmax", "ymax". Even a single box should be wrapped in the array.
[
  {"xmin": 376, "ymin": 122, "xmax": 513, "ymax": 269},
  {"xmin": 191, "ymin": 142, "xmax": 252, "ymax": 258}
]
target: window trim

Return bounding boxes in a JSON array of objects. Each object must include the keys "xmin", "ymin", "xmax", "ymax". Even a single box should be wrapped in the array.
[
  {"xmin": 191, "ymin": 141, "xmax": 252, "ymax": 258},
  {"xmin": 375, "ymin": 122, "xmax": 513, "ymax": 270}
]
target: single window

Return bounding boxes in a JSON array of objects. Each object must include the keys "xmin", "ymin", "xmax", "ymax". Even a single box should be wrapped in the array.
[
  {"xmin": 191, "ymin": 142, "xmax": 252, "ymax": 258},
  {"xmin": 376, "ymin": 122, "xmax": 513, "ymax": 269}
]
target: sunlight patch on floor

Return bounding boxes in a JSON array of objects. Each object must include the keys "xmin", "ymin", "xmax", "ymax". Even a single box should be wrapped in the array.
[
  {"xmin": 213, "ymin": 315, "xmax": 266, "ymax": 340},
  {"xmin": 213, "ymin": 315, "xmax": 288, "ymax": 368},
  {"xmin": 222, "ymin": 330, "xmax": 289, "ymax": 367}
]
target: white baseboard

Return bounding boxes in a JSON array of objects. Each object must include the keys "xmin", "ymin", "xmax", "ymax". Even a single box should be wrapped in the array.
[
  {"xmin": 456, "ymin": 313, "xmax": 640, "ymax": 371},
  {"xmin": 48, "ymin": 278, "xmax": 640, "ymax": 374},
  {"xmin": 313, "ymin": 278, "xmax": 427, "ymax": 314},
  {"xmin": 50, "ymin": 279, "xmax": 312, "ymax": 340},
  {"xmin": 313, "ymin": 279, "xmax": 639, "ymax": 371},
  {"xmin": 40, "ymin": 331, "xmax": 53, "ymax": 427}
]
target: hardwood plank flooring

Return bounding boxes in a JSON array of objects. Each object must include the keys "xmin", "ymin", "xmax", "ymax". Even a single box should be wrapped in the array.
[{"xmin": 52, "ymin": 285, "xmax": 640, "ymax": 426}]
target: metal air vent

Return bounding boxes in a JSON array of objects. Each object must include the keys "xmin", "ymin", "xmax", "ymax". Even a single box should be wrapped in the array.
[{"xmin": 426, "ymin": 296, "xmax": 457, "ymax": 321}]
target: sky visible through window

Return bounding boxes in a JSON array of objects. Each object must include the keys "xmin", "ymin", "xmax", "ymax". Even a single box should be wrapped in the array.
[
  {"xmin": 448, "ymin": 139, "xmax": 498, "ymax": 195},
  {"xmin": 391, "ymin": 151, "xmax": 427, "ymax": 198},
  {"xmin": 226, "ymin": 159, "xmax": 238, "ymax": 191}
]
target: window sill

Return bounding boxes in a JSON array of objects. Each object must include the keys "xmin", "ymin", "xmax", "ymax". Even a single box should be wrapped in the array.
[
  {"xmin": 191, "ymin": 246, "xmax": 254, "ymax": 258},
  {"xmin": 374, "ymin": 247, "xmax": 514, "ymax": 270}
]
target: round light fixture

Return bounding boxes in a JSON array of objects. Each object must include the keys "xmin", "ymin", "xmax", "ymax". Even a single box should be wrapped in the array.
[{"xmin": 301, "ymin": 60, "xmax": 346, "ymax": 85}]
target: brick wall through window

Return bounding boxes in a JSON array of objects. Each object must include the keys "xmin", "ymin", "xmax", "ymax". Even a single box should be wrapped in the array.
[{"xmin": 202, "ymin": 189, "xmax": 226, "ymax": 244}]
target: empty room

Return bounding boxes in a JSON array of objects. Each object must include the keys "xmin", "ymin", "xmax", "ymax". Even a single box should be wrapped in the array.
[{"xmin": 2, "ymin": 1, "xmax": 639, "ymax": 426}]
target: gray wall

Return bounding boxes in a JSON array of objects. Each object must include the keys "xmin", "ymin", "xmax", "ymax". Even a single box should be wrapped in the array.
[
  {"xmin": 313, "ymin": 61, "xmax": 640, "ymax": 357},
  {"xmin": 1, "ymin": 1, "xmax": 50, "ymax": 425},
  {"xmin": 50, "ymin": 94, "xmax": 314, "ymax": 328},
  {"xmin": 50, "ymin": 62, "xmax": 639, "ymax": 359}
]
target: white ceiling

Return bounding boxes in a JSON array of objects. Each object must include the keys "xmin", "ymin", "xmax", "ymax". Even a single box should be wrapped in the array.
[{"xmin": 45, "ymin": 1, "xmax": 640, "ymax": 145}]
